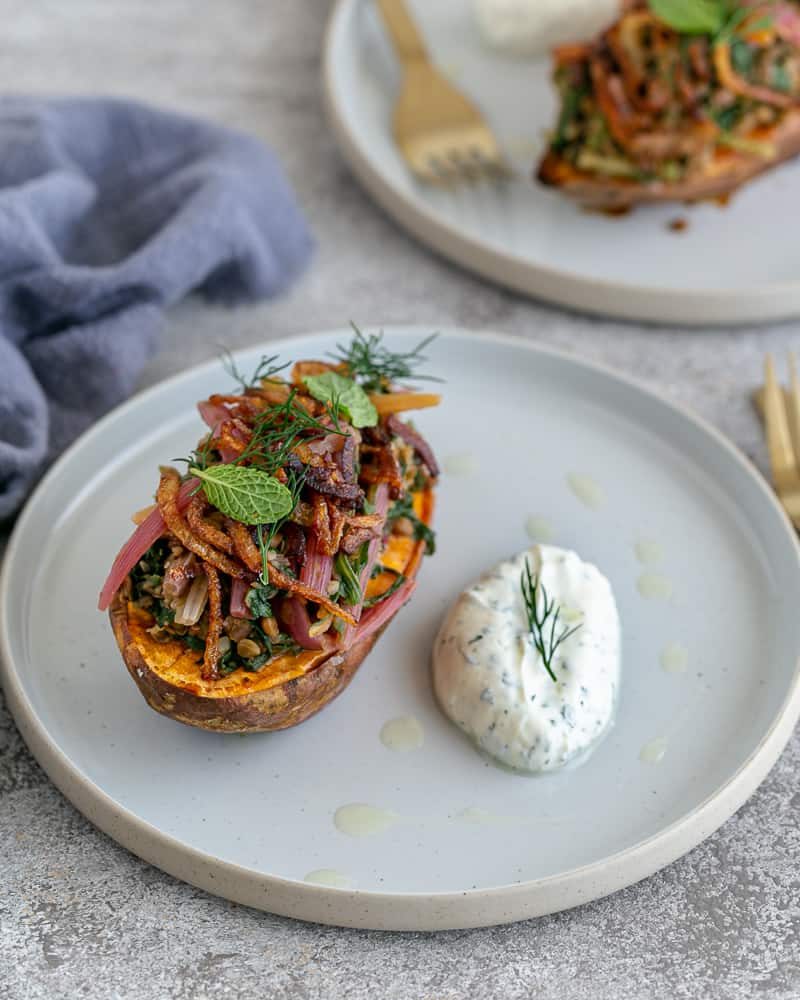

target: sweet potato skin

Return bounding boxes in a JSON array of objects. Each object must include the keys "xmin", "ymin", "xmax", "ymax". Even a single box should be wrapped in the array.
[
  {"xmin": 538, "ymin": 110, "xmax": 800, "ymax": 209},
  {"xmin": 109, "ymin": 593, "xmax": 384, "ymax": 732}
]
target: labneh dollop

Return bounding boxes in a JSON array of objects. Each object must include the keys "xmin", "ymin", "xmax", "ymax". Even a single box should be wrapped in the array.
[
  {"xmin": 473, "ymin": 0, "xmax": 619, "ymax": 57},
  {"xmin": 433, "ymin": 545, "xmax": 620, "ymax": 773}
]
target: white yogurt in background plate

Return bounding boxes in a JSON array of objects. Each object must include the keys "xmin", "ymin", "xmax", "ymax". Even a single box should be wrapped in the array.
[
  {"xmin": 433, "ymin": 545, "xmax": 621, "ymax": 774},
  {"xmin": 473, "ymin": 0, "xmax": 619, "ymax": 57}
]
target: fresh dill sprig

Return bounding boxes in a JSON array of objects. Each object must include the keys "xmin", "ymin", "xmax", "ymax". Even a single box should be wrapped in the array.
[
  {"xmin": 326, "ymin": 386, "xmax": 345, "ymax": 433},
  {"xmin": 234, "ymin": 388, "xmax": 345, "ymax": 474},
  {"xmin": 174, "ymin": 429, "xmax": 217, "ymax": 475},
  {"xmin": 329, "ymin": 323, "xmax": 442, "ymax": 393},
  {"xmin": 255, "ymin": 524, "xmax": 269, "ymax": 586},
  {"xmin": 175, "ymin": 387, "xmax": 329, "ymax": 476},
  {"xmin": 520, "ymin": 557, "xmax": 582, "ymax": 683},
  {"xmin": 221, "ymin": 350, "xmax": 290, "ymax": 391},
  {"xmin": 255, "ymin": 467, "xmax": 306, "ymax": 584},
  {"xmin": 180, "ymin": 355, "xmax": 348, "ymax": 489}
]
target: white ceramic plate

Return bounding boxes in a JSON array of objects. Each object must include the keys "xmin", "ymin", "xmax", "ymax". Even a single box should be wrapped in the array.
[
  {"xmin": 2, "ymin": 327, "xmax": 799, "ymax": 931},
  {"xmin": 324, "ymin": 0, "xmax": 800, "ymax": 325}
]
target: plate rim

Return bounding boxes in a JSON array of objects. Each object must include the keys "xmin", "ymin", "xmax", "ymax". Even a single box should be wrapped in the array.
[
  {"xmin": 2, "ymin": 325, "xmax": 799, "ymax": 932},
  {"xmin": 323, "ymin": 0, "xmax": 800, "ymax": 327}
]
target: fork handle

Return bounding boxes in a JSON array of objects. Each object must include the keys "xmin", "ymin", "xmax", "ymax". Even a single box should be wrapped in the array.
[{"xmin": 376, "ymin": 0, "xmax": 428, "ymax": 61}]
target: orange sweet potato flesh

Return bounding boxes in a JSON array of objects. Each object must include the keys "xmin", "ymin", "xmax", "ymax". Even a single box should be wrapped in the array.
[{"xmin": 109, "ymin": 488, "xmax": 435, "ymax": 732}]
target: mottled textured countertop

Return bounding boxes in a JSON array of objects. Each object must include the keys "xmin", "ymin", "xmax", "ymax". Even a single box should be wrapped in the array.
[{"xmin": 1, "ymin": 2, "xmax": 798, "ymax": 998}]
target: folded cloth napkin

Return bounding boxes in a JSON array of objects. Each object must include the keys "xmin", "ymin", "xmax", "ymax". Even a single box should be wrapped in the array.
[{"xmin": 0, "ymin": 96, "xmax": 312, "ymax": 519}]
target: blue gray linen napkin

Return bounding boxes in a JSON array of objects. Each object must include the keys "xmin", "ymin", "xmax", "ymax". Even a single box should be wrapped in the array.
[{"xmin": 0, "ymin": 96, "xmax": 312, "ymax": 519}]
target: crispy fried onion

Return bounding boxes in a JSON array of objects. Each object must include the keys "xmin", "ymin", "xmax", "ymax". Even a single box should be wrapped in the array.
[
  {"xmin": 328, "ymin": 500, "xmax": 347, "ymax": 553},
  {"xmin": 186, "ymin": 494, "xmax": 236, "ymax": 554},
  {"xmin": 225, "ymin": 519, "xmax": 265, "ymax": 574},
  {"xmin": 207, "ymin": 393, "xmax": 267, "ymax": 417},
  {"xmin": 226, "ymin": 519, "xmax": 357, "ymax": 625},
  {"xmin": 386, "ymin": 415, "xmax": 440, "ymax": 477},
  {"xmin": 346, "ymin": 513, "xmax": 385, "ymax": 531},
  {"xmin": 312, "ymin": 493, "xmax": 333, "ymax": 555},
  {"xmin": 338, "ymin": 432, "xmax": 358, "ymax": 484},
  {"xmin": 202, "ymin": 562, "xmax": 224, "ymax": 681},
  {"xmin": 282, "ymin": 522, "xmax": 307, "ymax": 572},
  {"xmin": 312, "ymin": 494, "xmax": 374, "ymax": 556},
  {"xmin": 339, "ymin": 511, "xmax": 385, "ymax": 556},
  {"xmin": 215, "ymin": 418, "xmax": 252, "ymax": 459},
  {"xmin": 301, "ymin": 460, "xmax": 365, "ymax": 503},
  {"xmin": 340, "ymin": 527, "xmax": 378, "ymax": 555},
  {"xmin": 156, "ymin": 468, "xmax": 248, "ymax": 579},
  {"xmin": 359, "ymin": 445, "xmax": 404, "ymax": 496}
]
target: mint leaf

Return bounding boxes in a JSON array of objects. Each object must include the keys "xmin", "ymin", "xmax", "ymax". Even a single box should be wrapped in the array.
[
  {"xmin": 648, "ymin": 0, "xmax": 725, "ymax": 34},
  {"xmin": 303, "ymin": 372, "xmax": 378, "ymax": 429},
  {"xmin": 189, "ymin": 465, "xmax": 294, "ymax": 525}
]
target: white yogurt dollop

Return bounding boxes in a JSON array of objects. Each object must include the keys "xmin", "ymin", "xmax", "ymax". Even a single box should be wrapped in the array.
[
  {"xmin": 474, "ymin": 0, "xmax": 619, "ymax": 57},
  {"xmin": 433, "ymin": 546, "xmax": 620, "ymax": 773}
]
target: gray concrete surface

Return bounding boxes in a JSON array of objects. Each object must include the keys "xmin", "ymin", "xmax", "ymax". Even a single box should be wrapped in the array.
[{"xmin": 1, "ymin": 2, "xmax": 798, "ymax": 998}]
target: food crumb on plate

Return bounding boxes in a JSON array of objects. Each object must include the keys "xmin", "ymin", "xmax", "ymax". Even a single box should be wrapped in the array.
[{"xmin": 668, "ymin": 218, "xmax": 689, "ymax": 233}]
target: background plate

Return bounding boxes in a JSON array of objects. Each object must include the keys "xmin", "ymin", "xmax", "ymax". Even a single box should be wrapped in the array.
[
  {"xmin": 324, "ymin": 0, "xmax": 800, "ymax": 325},
  {"xmin": 2, "ymin": 327, "xmax": 799, "ymax": 931}
]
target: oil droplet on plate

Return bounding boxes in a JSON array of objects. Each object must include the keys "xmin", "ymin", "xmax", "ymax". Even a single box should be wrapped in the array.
[
  {"xmin": 304, "ymin": 869, "xmax": 354, "ymax": 889},
  {"xmin": 635, "ymin": 539, "xmax": 663, "ymax": 565},
  {"xmin": 637, "ymin": 573, "xmax": 673, "ymax": 601},
  {"xmin": 525, "ymin": 516, "xmax": 553, "ymax": 543},
  {"xmin": 443, "ymin": 452, "xmax": 478, "ymax": 478},
  {"xmin": 639, "ymin": 736, "xmax": 668, "ymax": 765},
  {"xmin": 567, "ymin": 474, "xmax": 605, "ymax": 510},
  {"xmin": 661, "ymin": 642, "xmax": 688, "ymax": 674},
  {"xmin": 334, "ymin": 803, "xmax": 398, "ymax": 838},
  {"xmin": 380, "ymin": 716, "xmax": 424, "ymax": 752}
]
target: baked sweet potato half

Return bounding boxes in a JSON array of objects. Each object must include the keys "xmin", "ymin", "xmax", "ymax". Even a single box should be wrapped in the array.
[
  {"xmin": 99, "ymin": 330, "xmax": 440, "ymax": 733},
  {"xmin": 537, "ymin": 1, "xmax": 800, "ymax": 209}
]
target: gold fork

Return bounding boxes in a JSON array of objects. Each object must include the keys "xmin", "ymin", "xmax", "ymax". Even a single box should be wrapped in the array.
[
  {"xmin": 376, "ymin": 0, "xmax": 510, "ymax": 185},
  {"xmin": 763, "ymin": 353, "xmax": 800, "ymax": 529}
]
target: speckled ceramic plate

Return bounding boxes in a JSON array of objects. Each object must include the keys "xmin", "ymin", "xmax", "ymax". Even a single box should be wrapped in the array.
[
  {"xmin": 2, "ymin": 327, "xmax": 799, "ymax": 931},
  {"xmin": 324, "ymin": 0, "xmax": 800, "ymax": 325}
]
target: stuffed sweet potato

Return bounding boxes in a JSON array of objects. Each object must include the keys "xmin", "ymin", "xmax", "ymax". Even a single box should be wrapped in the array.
[
  {"xmin": 537, "ymin": 0, "xmax": 800, "ymax": 208},
  {"xmin": 99, "ymin": 330, "xmax": 440, "ymax": 732}
]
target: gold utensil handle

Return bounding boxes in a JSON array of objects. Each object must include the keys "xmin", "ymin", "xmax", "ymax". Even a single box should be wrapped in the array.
[{"xmin": 376, "ymin": 0, "xmax": 428, "ymax": 61}]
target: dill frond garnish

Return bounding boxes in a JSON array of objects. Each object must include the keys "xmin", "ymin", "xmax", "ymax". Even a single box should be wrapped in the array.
[
  {"xmin": 520, "ymin": 557, "xmax": 582, "ymax": 683},
  {"xmin": 221, "ymin": 350, "xmax": 290, "ymax": 391},
  {"xmin": 256, "ymin": 467, "xmax": 306, "ymax": 584},
  {"xmin": 330, "ymin": 323, "xmax": 442, "ymax": 393},
  {"xmin": 234, "ymin": 388, "xmax": 345, "ymax": 475}
]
